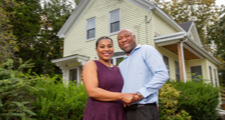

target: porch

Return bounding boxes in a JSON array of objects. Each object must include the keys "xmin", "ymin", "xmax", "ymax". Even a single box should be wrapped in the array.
[{"xmin": 155, "ymin": 32, "xmax": 220, "ymax": 86}]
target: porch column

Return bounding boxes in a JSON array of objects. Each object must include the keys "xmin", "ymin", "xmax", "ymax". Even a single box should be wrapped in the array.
[
  {"xmin": 177, "ymin": 42, "xmax": 184, "ymax": 82},
  {"xmin": 55, "ymin": 64, "xmax": 67, "ymax": 82}
]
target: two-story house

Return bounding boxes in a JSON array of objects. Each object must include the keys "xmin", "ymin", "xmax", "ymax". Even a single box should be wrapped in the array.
[{"xmin": 51, "ymin": 0, "xmax": 220, "ymax": 86}]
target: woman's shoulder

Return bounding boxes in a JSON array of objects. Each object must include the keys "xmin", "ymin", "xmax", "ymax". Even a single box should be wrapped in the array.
[{"xmin": 84, "ymin": 60, "xmax": 97, "ymax": 69}]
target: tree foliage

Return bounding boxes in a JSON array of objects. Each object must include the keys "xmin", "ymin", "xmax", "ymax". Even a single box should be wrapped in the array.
[
  {"xmin": 0, "ymin": 59, "xmax": 36, "ymax": 119},
  {"xmin": 74, "ymin": 0, "xmax": 81, "ymax": 5},
  {"xmin": 3, "ymin": 0, "xmax": 75, "ymax": 76},
  {"xmin": 207, "ymin": 5, "xmax": 225, "ymax": 86},
  {"xmin": 152, "ymin": 0, "xmax": 219, "ymax": 45},
  {"xmin": 34, "ymin": 0, "xmax": 74, "ymax": 76},
  {"xmin": 0, "ymin": 0, "xmax": 18, "ymax": 62}
]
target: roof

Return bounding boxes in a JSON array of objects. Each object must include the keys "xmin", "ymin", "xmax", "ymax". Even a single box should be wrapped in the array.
[
  {"xmin": 57, "ymin": 0, "xmax": 185, "ymax": 38},
  {"xmin": 179, "ymin": 21, "xmax": 193, "ymax": 32}
]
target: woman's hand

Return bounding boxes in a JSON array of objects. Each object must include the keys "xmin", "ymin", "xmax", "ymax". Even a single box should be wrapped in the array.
[
  {"xmin": 122, "ymin": 93, "xmax": 142, "ymax": 107},
  {"xmin": 121, "ymin": 93, "xmax": 134, "ymax": 104}
]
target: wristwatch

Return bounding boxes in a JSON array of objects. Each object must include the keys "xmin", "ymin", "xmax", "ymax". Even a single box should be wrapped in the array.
[{"xmin": 137, "ymin": 92, "xmax": 144, "ymax": 99}]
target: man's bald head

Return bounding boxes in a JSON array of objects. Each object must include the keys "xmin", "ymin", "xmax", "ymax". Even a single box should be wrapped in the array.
[
  {"xmin": 118, "ymin": 29, "xmax": 134, "ymax": 37},
  {"xmin": 117, "ymin": 29, "xmax": 137, "ymax": 56}
]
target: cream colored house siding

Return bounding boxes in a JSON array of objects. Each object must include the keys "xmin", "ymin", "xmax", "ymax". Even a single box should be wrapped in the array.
[
  {"xmin": 63, "ymin": 0, "xmax": 154, "ymax": 59},
  {"xmin": 156, "ymin": 46, "xmax": 179, "ymax": 80},
  {"xmin": 206, "ymin": 59, "xmax": 219, "ymax": 86},
  {"xmin": 190, "ymin": 30, "xmax": 201, "ymax": 46},
  {"xmin": 186, "ymin": 59, "xmax": 207, "ymax": 81},
  {"xmin": 153, "ymin": 14, "xmax": 177, "ymax": 36}
]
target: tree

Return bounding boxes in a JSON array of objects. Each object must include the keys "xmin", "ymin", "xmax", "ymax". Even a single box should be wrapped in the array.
[
  {"xmin": 74, "ymin": 0, "xmax": 81, "ymax": 5},
  {"xmin": 0, "ymin": 0, "xmax": 18, "ymax": 62},
  {"xmin": 207, "ymin": 5, "xmax": 225, "ymax": 86},
  {"xmin": 34, "ymin": 0, "xmax": 74, "ymax": 76},
  {"xmin": 152, "ymin": 0, "xmax": 219, "ymax": 45},
  {"xmin": 2, "ymin": 0, "xmax": 42, "ymax": 72}
]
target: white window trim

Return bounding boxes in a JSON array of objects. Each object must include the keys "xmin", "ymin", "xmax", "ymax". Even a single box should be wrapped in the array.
[
  {"xmin": 67, "ymin": 66, "xmax": 80, "ymax": 83},
  {"xmin": 163, "ymin": 55, "xmax": 170, "ymax": 73},
  {"xmin": 174, "ymin": 60, "xmax": 180, "ymax": 81},
  {"xmin": 86, "ymin": 17, "xmax": 96, "ymax": 41},
  {"xmin": 208, "ymin": 65, "xmax": 213, "ymax": 81},
  {"xmin": 190, "ymin": 65, "xmax": 203, "ymax": 80},
  {"xmin": 111, "ymin": 55, "xmax": 125, "ymax": 65},
  {"xmin": 213, "ymin": 68, "xmax": 218, "ymax": 87},
  {"xmin": 109, "ymin": 9, "xmax": 120, "ymax": 36}
]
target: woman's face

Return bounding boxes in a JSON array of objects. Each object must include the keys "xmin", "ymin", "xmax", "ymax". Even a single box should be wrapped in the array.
[{"xmin": 96, "ymin": 39, "xmax": 114, "ymax": 61}]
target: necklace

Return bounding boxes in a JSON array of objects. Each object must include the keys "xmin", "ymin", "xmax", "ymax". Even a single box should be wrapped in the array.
[
  {"xmin": 108, "ymin": 64, "xmax": 113, "ymax": 71},
  {"xmin": 98, "ymin": 60, "xmax": 113, "ymax": 70}
]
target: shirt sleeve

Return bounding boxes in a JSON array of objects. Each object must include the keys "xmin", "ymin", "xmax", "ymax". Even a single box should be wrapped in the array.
[{"xmin": 137, "ymin": 46, "xmax": 169, "ymax": 98}]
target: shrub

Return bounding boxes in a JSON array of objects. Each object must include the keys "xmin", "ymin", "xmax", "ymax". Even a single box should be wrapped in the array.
[
  {"xmin": 32, "ymin": 77, "xmax": 88, "ymax": 120},
  {"xmin": 159, "ymin": 83, "xmax": 191, "ymax": 120},
  {"xmin": 0, "ymin": 59, "xmax": 36, "ymax": 120},
  {"xmin": 172, "ymin": 81, "xmax": 220, "ymax": 120}
]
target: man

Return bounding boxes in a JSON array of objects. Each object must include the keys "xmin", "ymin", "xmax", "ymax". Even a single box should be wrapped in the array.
[{"xmin": 117, "ymin": 29, "xmax": 169, "ymax": 120}]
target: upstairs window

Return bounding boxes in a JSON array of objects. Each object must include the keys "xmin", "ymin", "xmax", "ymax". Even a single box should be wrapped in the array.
[
  {"xmin": 109, "ymin": 9, "xmax": 120, "ymax": 33},
  {"xmin": 86, "ymin": 17, "xmax": 95, "ymax": 40}
]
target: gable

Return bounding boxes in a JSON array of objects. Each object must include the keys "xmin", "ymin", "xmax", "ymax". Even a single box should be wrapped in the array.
[
  {"xmin": 189, "ymin": 25, "xmax": 202, "ymax": 46},
  {"xmin": 63, "ymin": 0, "xmax": 153, "ymax": 57},
  {"xmin": 58, "ymin": 0, "xmax": 186, "ymax": 39},
  {"xmin": 179, "ymin": 21, "xmax": 202, "ymax": 46}
]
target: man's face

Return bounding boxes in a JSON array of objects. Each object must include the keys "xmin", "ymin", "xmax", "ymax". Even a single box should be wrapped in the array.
[{"xmin": 117, "ymin": 30, "xmax": 137, "ymax": 55}]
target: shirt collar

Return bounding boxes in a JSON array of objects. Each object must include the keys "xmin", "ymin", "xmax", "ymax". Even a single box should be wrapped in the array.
[{"xmin": 124, "ymin": 45, "xmax": 142, "ymax": 59}]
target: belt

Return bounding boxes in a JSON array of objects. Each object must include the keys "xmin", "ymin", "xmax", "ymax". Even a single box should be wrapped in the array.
[{"xmin": 126, "ymin": 103, "xmax": 156, "ymax": 109}]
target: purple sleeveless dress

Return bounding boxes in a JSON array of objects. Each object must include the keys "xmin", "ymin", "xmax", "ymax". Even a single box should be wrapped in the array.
[{"xmin": 83, "ymin": 60, "xmax": 126, "ymax": 120}]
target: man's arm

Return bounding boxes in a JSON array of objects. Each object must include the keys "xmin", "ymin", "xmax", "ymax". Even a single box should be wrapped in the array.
[{"xmin": 137, "ymin": 46, "xmax": 169, "ymax": 98}]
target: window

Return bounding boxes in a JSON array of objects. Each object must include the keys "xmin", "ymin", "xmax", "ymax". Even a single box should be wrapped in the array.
[
  {"xmin": 175, "ymin": 61, "xmax": 180, "ymax": 82},
  {"xmin": 111, "ymin": 55, "xmax": 125, "ymax": 65},
  {"xmin": 86, "ymin": 17, "xmax": 95, "ymax": 40},
  {"xmin": 163, "ymin": 56, "xmax": 170, "ymax": 75},
  {"xmin": 209, "ymin": 66, "xmax": 213, "ymax": 85},
  {"xmin": 68, "ymin": 67, "xmax": 79, "ymax": 83},
  {"xmin": 214, "ymin": 69, "xmax": 218, "ymax": 87},
  {"xmin": 190, "ymin": 66, "xmax": 202, "ymax": 82},
  {"xmin": 109, "ymin": 9, "xmax": 120, "ymax": 33}
]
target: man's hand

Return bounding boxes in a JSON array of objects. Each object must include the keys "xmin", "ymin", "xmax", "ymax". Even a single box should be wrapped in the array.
[
  {"xmin": 123, "ymin": 92, "xmax": 142, "ymax": 107},
  {"xmin": 132, "ymin": 92, "xmax": 142, "ymax": 102},
  {"xmin": 121, "ymin": 93, "xmax": 135, "ymax": 105}
]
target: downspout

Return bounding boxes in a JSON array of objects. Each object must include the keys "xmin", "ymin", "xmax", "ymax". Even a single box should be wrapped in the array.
[{"xmin": 180, "ymin": 37, "xmax": 188, "ymax": 83}]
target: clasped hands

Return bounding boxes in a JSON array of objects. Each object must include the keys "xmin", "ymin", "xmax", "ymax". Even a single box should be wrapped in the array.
[{"xmin": 121, "ymin": 92, "xmax": 142, "ymax": 107}]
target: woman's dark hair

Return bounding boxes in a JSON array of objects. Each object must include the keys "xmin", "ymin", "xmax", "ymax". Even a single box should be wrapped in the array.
[{"xmin": 95, "ymin": 36, "xmax": 113, "ymax": 48}]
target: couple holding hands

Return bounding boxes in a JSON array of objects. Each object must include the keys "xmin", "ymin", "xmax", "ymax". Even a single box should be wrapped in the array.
[{"xmin": 82, "ymin": 29, "xmax": 169, "ymax": 120}]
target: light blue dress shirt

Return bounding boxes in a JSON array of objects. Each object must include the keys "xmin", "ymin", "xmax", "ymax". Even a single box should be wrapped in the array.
[{"xmin": 119, "ymin": 45, "xmax": 169, "ymax": 104}]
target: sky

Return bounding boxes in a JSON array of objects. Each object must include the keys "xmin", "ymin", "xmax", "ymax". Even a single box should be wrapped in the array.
[{"xmin": 216, "ymin": 0, "xmax": 225, "ymax": 6}]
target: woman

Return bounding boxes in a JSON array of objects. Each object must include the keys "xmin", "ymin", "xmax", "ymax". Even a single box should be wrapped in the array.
[{"xmin": 82, "ymin": 36, "xmax": 134, "ymax": 120}]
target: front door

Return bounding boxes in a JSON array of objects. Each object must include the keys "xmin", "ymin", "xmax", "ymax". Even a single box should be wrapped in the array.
[{"xmin": 69, "ymin": 67, "xmax": 79, "ymax": 83}]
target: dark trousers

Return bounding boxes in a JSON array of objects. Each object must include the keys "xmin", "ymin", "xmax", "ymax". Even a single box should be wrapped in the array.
[{"xmin": 125, "ymin": 103, "xmax": 159, "ymax": 120}]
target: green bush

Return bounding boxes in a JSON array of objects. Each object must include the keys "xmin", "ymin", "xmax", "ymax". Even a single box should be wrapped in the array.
[
  {"xmin": 0, "ymin": 59, "xmax": 36, "ymax": 120},
  {"xmin": 32, "ymin": 77, "xmax": 88, "ymax": 120},
  {"xmin": 159, "ymin": 83, "xmax": 191, "ymax": 120},
  {"xmin": 172, "ymin": 81, "xmax": 220, "ymax": 120}
]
